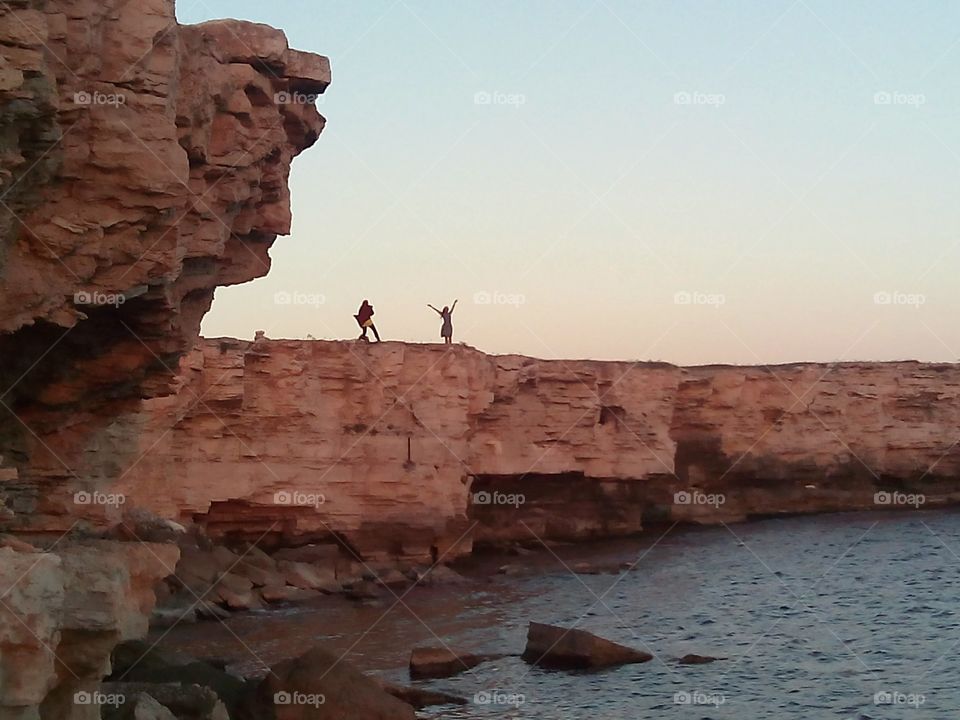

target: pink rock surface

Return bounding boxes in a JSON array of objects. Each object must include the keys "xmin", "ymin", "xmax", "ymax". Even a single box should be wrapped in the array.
[{"xmin": 99, "ymin": 339, "xmax": 960, "ymax": 561}]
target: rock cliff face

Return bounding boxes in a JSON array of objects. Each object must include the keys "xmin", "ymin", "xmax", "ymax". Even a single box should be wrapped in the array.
[
  {"xmin": 0, "ymin": 2, "xmax": 328, "ymax": 717},
  {"xmin": 0, "ymin": 0, "xmax": 329, "ymax": 532},
  {"xmin": 107, "ymin": 339, "xmax": 960, "ymax": 561}
]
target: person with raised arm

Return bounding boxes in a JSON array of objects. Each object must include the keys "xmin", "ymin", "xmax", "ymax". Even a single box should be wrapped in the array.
[{"xmin": 427, "ymin": 299, "xmax": 457, "ymax": 344}]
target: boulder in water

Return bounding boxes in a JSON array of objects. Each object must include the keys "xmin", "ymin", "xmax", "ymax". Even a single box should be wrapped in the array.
[
  {"xmin": 678, "ymin": 653, "xmax": 723, "ymax": 664},
  {"xmin": 375, "ymin": 680, "xmax": 468, "ymax": 709},
  {"xmin": 408, "ymin": 646, "xmax": 504, "ymax": 679},
  {"xmin": 249, "ymin": 645, "xmax": 416, "ymax": 719},
  {"xmin": 521, "ymin": 622, "xmax": 652, "ymax": 670}
]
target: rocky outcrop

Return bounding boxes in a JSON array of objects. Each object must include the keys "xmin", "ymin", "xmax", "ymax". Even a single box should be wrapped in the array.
[
  {"xmin": 94, "ymin": 339, "xmax": 960, "ymax": 561},
  {"xmin": 0, "ymin": 0, "xmax": 329, "ymax": 535},
  {"xmin": 408, "ymin": 646, "xmax": 504, "ymax": 680},
  {"xmin": 0, "ymin": 540, "xmax": 178, "ymax": 719},
  {"xmin": 0, "ymin": 2, "xmax": 329, "ymax": 718},
  {"xmin": 521, "ymin": 621, "xmax": 653, "ymax": 670},
  {"xmin": 245, "ymin": 645, "xmax": 417, "ymax": 720}
]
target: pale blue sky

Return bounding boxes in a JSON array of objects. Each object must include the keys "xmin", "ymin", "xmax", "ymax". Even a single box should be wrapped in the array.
[{"xmin": 179, "ymin": 0, "xmax": 960, "ymax": 364}]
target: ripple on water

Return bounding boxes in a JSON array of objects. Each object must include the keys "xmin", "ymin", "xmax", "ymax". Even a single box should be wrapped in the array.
[{"xmin": 153, "ymin": 509, "xmax": 960, "ymax": 719}]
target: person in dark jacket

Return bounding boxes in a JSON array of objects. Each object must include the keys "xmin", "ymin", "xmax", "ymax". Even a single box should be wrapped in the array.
[
  {"xmin": 427, "ymin": 299, "xmax": 457, "ymax": 344},
  {"xmin": 355, "ymin": 300, "xmax": 380, "ymax": 342}
]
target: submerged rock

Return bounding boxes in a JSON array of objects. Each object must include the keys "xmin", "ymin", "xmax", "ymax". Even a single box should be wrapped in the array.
[
  {"xmin": 101, "ymin": 682, "xmax": 229, "ymax": 720},
  {"xmin": 375, "ymin": 680, "xmax": 468, "ymax": 709},
  {"xmin": 521, "ymin": 622, "xmax": 653, "ymax": 670},
  {"xmin": 101, "ymin": 692, "xmax": 177, "ymax": 720},
  {"xmin": 408, "ymin": 646, "xmax": 504, "ymax": 680},
  {"xmin": 678, "ymin": 653, "xmax": 724, "ymax": 664},
  {"xmin": 108, "ymin": 640, "xmax": 245, "ymax": 714}
]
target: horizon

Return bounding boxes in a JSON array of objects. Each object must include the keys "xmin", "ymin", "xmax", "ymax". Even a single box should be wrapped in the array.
[{"xmin": 178, "ymin": 1, "xmax": 960, "ymax": 365}]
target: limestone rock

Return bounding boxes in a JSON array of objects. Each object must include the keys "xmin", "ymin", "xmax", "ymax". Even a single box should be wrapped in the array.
[
  {"xmin": 375, "ymin": 680, "xmax": 468, "ymax": 709},
  {"xmin": 277, "ymin": 560, "xmax": 340, "ymax": 592},
  {"xmin": 408, "ymin": 646, "xmax": 503, "ymax": 680},
  {"xmin": 521, "ymin": 622, "xmax": 653, "ymax": 670},
  {"xmin": 250, "ymin": 645, "xmax": 416, "ymax": 719},
  {"xmin": 0, "ymin": 0, "xmax": 330, "ymax": 540},
  {"xmin": 108, "ymin": 342, "xmax": 960, "ymax": 561}
]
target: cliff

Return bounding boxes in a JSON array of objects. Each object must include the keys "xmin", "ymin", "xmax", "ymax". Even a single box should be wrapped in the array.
[
  {"xmin": 0, "ymin": 1, "xmax": 329, "ymax": 717},
  {"xmin": 105, "ymin": 338, "xmax": 960, "ymax": 561},
  {"xmin": 0, "ymin": 0, "xmax": 328, "ymax": 528}
]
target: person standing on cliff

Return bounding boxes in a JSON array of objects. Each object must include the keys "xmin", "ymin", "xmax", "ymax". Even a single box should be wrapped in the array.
[
  {"xmin": 355, "ymin": 300, "xmax": 380, "ymax": 342},
  {"xmin": 427, "ymin": 300, "xmax": 457, "ymax": 344}
]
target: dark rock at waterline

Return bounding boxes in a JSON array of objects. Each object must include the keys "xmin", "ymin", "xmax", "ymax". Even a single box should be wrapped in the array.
[
  {"xmin": 679, "ymin": 653, "xmax": 724, "ymax": 664},
  {"xmin": 408, "ymin": 646, "xmax": 505, "ymax": 679},
  {"xmin": 344, "ymin": 579, "xmax": 385, "ymax": 600},
  {"xmin": 245, "ymin": 645, "xmax": 416, "ymax": 719},
  {"xmin": 108, "ymin": 640, "xmax": 244, "ymax": 713},
  {"xmin": 521, "ymin": 622, "xmax": 653, "ymax": 670},
  {"xmin": 376, "ymin": 680, "xmax": 468, "ymax": 709},
  {"xmin": 100, "ymin": 691, "xmax": 177, "ymax": 720},
  {"xmin": 101, "ymin": 682, "xmax": 228, "ymax": 720}
]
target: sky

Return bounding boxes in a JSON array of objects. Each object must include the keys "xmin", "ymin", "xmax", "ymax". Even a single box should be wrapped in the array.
[{"xmin": 177, "ymin": 0, "xmax": 960, "ymax": 365}]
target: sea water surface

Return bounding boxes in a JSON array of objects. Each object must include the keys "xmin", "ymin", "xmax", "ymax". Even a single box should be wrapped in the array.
[{"xmin": 155, "ymin": 510, "xmax": 960, "ymax": 719}]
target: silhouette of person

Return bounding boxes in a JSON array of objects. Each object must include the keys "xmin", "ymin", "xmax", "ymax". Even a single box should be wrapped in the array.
[
  {"xmin": 355, "ymin": 300, "xmax": 380, "ymax": 342},
  {"xmin": 428, "ymin": 299, "xmax": 457, "ymax": 344}
]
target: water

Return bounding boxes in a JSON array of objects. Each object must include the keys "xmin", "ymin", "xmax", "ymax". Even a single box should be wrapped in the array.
[{"xmin": 155, "ymin": 510, "xmax": 960, "ymax": 718}]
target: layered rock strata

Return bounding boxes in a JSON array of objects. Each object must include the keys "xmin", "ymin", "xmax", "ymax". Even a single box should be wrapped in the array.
[
  {"xmin": 0, "ymin": 0, "xmax": 329, "ymax": 532},
  {"xmin": 0, "ymin": 2, "xmax": 329, "ymax": 717},
  {"xmin": 100, "ymin": 338, "xmax": 960, "ymax": 561}
]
